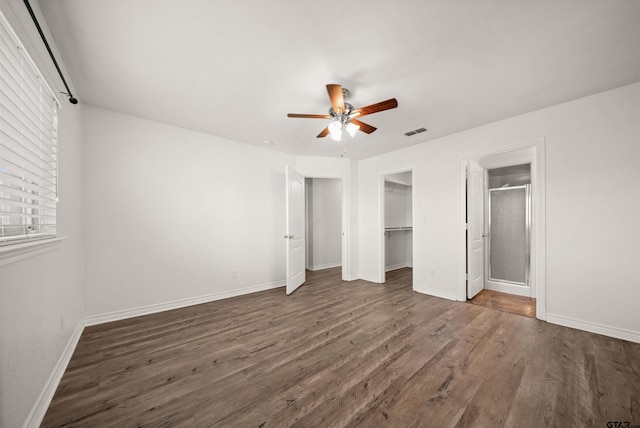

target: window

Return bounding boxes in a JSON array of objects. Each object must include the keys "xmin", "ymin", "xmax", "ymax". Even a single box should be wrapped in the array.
[{"xmin": 0, "ymin": 11, "xmax": 59, "ymax": 246}]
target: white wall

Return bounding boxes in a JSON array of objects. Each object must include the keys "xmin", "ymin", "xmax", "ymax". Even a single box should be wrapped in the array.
[
  {"xmin": 0, "ymin": 2, "xmax": 85, "ymax": 427},
  {"xmin": 359, "ymin": 82, "xmax": 640, "ymax": 342},
  {"xmin": 384, "ymin": 232, "xmax": 407, "ymax": 271},
  {"xmin": 306, "ymin": 178, "xmax": 342, "ymax": 270},
  {"xmin": 81, "ymin": 109, "xmax": 363, "ymax": 320},
  {"xmin": 82, "ymin": 106, "xmax": 299, "ymax": 319},
  {"xmin": 384, "ymin": 182, "xmax": 412, "ymax": 227}
]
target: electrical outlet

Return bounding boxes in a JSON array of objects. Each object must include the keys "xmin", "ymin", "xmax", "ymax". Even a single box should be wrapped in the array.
[{"xmin": 231, "ymin": 270, "xmax": 238, "ymax": 279}]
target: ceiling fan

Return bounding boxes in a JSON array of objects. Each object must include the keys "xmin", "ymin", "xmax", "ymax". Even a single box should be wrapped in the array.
[{"xmin": 287, "ymin": 84, "xmax": 398, "ymax": 141}]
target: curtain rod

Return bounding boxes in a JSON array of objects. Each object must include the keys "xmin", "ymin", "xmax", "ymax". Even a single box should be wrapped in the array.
[{"xmin": 23, "ymin": 0, "xmax": 77, "ymax": 104}]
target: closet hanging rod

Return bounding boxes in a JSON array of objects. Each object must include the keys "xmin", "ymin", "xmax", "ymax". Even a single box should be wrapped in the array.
[
  {"xmin": 384, "ymin": 226, "xmax": 413, "ymax": 232},
  {"xmin": 23, "ymin": 0, "xmax": 77, "ymax": 104}
]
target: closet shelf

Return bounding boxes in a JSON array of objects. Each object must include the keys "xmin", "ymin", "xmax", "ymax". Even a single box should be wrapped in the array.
[
  {"xmin": 384, "ymin": 178, "xmax": 412, "ymax": 187},
  {"xmin": 385, "ymin": 226, "xmax": 413, "ymax": 232}
]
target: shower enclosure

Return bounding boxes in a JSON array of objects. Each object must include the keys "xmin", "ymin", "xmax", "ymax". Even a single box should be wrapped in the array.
[{"xmin": 487, "ymin": 184, "xmax": 531, "ymax": 295}]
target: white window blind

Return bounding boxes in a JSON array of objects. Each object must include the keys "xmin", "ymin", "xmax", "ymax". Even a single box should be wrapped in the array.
[{"xmin": 0, "ymin": 12, "xmax": 59, "ymax": 246}]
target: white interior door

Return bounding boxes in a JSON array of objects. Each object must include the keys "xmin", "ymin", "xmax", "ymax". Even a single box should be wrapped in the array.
[
  {"xmin": 285, "ymin": 165, "xmax": 306, "ymax": 295},
  {"xmin": 467, "ymin": 161, "xmax": 485, "ymax": 299}
]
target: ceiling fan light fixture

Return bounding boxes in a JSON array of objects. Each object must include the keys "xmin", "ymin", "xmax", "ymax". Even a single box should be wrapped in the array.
[
  {"xmin": 345, "ymin": 122, "xmax": 359, "ymax": 137},
  {"xmin": 328, "ymin": 119, "xmax": 344, "ymax": 141},
  {"xmin": 328, "ymin": 120, "xmax": 342, "ymax": 135},
  {"xmin": 329, "ymin": 130, "xmax": 342, "ymax": 141}
]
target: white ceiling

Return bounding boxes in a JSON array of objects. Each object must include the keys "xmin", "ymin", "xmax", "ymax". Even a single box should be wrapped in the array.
[{"xmin": 38, "ymin": 0, "xmax": 640, "ymax": 159}]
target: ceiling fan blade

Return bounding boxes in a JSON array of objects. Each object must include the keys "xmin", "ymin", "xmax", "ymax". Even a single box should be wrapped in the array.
[
  {"xmin": 350, "ymin": 118, "xmax": 377, "ymax": 134},
  {"xmin": 351, "ymin": 98, "xmax": 398, "ymax": 117},
  {"xmin": 317, "ymin": 127, "xmax": 330, "ymax": 138},
  {"xmin": 287, "ymin": 113, "xmax": 332, "ymax": 119},
  {"xmin": 326, "ymin": 84, "xmax": 345, "ymax": 114}
]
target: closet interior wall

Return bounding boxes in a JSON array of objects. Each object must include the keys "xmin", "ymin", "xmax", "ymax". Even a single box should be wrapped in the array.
[{"xmin": 305, "ymin": 178, "xmax": 342, "ymax": 271}]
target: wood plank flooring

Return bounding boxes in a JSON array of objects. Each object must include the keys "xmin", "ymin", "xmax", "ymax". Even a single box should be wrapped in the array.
[
  {"xmin": 468, "ymin": 289, "xmax": 536, "ymax": 318},
  {"xmin": 43, "ymin": 267, "xmax": 640, "ymax": 427}
]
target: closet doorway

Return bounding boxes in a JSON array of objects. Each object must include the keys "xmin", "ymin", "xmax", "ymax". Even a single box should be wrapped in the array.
[
  {"xmin": 305, "ymin": 178, "xmax": 342, "ymax": 272},
  {"xmin": 382, "ymin": 171, "xmax": 413, "ymax": 283}
]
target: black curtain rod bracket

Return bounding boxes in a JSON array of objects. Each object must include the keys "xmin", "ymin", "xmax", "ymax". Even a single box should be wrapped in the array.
[{"xmin": 23, "ymin": 0, "xmax": 77, "ymax": 104}]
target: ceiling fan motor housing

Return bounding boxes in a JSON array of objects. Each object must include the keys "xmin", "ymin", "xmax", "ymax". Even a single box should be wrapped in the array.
[{"xmin": 329, "ymin": 103, "xmax": 355, "ymax": 123}]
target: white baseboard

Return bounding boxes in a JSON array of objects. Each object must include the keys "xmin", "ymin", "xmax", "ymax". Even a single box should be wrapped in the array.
[
  {"xmin": 413, "ymin": 285, "xmax": 459, "ymax": 301},
  {"xmin": 23, "ymin": 319, "xmax": 84, "ymax": 428},
  {"xmin": 308, "ymin": 262, "xmax": 342, "ymax": 271},
  {"xmin": 546, "ymin": 313, "xmax": 640, "ymax": 344},
  {"xmin": 359, "ymin": 274, "xmax": 382, "ymax": 283},
  {"xmin": 84, "ymin": 280, "xmax": 285, "ymax": 326},
  {"xmin": 345, "ymin": 274, "xmax": 359, "ymax": 281},
  {"xmin": 486, "ymin": 281, "xmax": 531, "ymax": 297},
  {"xmin": 385, "ymin": 263, "xmax": 409, "ymax": 272}
]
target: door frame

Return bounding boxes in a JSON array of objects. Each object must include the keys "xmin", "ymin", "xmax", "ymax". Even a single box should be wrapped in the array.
[
  {"xmin": 294, "ymin": 171, "xmax": 348, "ymax": 281},
  {"xmin": 458, "ymin": 138, "xmax": 547, "ymax": 320},
  {"xmin": 378, "ymin": 168, "xmax": 414, "ymax": 284}
]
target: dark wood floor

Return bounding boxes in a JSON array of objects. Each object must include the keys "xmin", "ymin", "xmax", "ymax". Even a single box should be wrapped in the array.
[
  {"xmin": 44, "ymin": 267, "xmax": 640, "ymax": 427},
  {"xmin": 469, "ymin": 289, "xmax": 536, "ymax": 318}
]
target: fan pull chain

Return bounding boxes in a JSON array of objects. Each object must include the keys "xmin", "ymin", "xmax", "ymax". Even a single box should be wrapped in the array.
[{"xmin": 341, "ymin": 140, "xmax": 348, "ymax": 157}]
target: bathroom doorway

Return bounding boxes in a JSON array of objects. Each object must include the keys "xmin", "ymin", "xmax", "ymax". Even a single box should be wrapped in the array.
[
  {"xmin": 461, "ymin": 141, "xmax": 547, "ymax": 320},
  {"xmin": 486, "ymin": 164, "xmax": 532, "ymax": 297}
]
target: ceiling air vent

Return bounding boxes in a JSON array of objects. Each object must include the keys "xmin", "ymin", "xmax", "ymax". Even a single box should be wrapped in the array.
[{"xmin": 404, "ymin": 127, "xmax": 427, "ymax": 137}]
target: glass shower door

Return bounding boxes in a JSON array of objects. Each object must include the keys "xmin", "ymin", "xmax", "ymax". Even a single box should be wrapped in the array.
[{"xmin": 489, "ymin": 185, "xmax": 530, "ymax": 286}]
